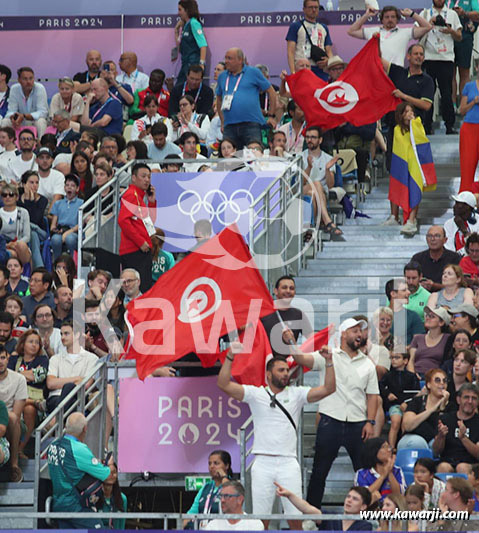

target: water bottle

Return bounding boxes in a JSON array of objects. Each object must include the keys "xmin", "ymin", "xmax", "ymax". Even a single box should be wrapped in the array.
[{"xmin": 326, "ymin": 0, "xmax": 334, "ymax": 9}]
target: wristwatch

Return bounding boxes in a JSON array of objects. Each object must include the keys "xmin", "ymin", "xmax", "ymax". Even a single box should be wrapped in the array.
[{"xmin": 367, "ymin": 419, "xmax": 376, "ymax": 425}]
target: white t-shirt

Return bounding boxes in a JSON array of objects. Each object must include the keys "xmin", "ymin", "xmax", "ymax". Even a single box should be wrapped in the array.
[
  {"xmin": 0, "ymin": 150, "xmax": 17, "ymax": 180},
  {"xmin": 301, "ymin": 150, "xmax": 333, "ymax": 192},
  {"xmin": 47, "ymin": 349, "xmax": 98, "ymax": 397},
  {"xmin": 363, "ymin": 26, "xmax": 413, "ymax": 66},
  {"xmin": 419, "ymin": 7, "xmax": 462, "ymax": 62},
  {"xmin": 44, "ymin": 328, "xmax": 66, "ymax": 357},
  {"xmin": 0, "ymin": 207, "xmax": 18, "ymax": 241},
  {"xmin": 38, "ymin": 169, "xmax": 65, "ymax": 202},
  {"xmin": 242, "ymin": 385, "xmax": 309, "ymax": 456},
  {"xmin": 180, "ymin": 152, "xmax": 207, "ymax": 172},
  {"xmin": 6, "ymin": 154, "xmax": 37, "ymax": 184},
  {"xmin": 0, "ymin": 369, "xmax": 28, "ymax": 410},
  {"xmin": 204, "ymin": 515, "xmax": 264, "ymax": 530}
]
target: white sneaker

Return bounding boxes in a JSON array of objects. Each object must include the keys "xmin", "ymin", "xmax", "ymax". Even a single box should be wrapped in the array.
[
  {"xmin": 382, "ymin": 215, "xmax": 399, "ymax": 226},
  {"xmin": 401, "ymin": 220, "xmax": 418, "ymax": 235}
]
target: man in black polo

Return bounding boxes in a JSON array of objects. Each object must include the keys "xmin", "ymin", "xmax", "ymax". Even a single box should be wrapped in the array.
[
  {"xmin": 168, "ymin": 65, "xmax": 214, "ymax": 116},
  {"xmin": 410, "ymin": 225, "xmax": 461, "ymax": 292},
  {"xmin": 381, "ymin": 43, "xmax": 435, "ymax": 169},
  {"xmin": 261, "ymin": 275, "xmax": 313, "ymax": 357}
]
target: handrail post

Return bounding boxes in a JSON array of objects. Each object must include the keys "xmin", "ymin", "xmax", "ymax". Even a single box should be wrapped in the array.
[
  {"xmin": 77, "ymin": 207, "xmax": 83, "ymax": 279},
  {"xmin": 240, "ymin": 425, "xmax": 246, "ymax": 488}
]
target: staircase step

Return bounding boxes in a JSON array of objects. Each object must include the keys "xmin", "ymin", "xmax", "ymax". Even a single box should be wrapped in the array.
[{"xmin": 0, "ymin": 485, "xmax": 34, "ymax": 505}]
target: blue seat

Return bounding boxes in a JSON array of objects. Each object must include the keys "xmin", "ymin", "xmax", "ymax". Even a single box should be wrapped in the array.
[
  {"xmin": 403, "ymin": 470, "xmax": 415, "ymax": 486},
  {"xmin": 435, "ymin": 472, "xmax": 468, "ymax": 482},
  {"xmin": 395, "ymin": 448, "xmax": 433, "ymax": 472}
]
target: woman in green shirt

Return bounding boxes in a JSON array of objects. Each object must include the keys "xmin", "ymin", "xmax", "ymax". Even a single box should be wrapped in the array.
[{"xmin": 101, "ymin": 462, "xmax": 127, "ymax": 529}]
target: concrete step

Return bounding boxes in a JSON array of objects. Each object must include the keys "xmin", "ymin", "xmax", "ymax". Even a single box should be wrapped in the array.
[
  {"xmin": 296, "ymin": 295, "xmax": 387, "ymax": 313},
  {"xmin": 0, "ymin": 484, "xmax": 34, "ymax": 505}
]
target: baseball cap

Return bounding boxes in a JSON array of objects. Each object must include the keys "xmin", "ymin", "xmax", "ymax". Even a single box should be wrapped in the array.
[
  {"xmin": 424, "ymin": 306, "xmax": 450, "ymax": 326},
  {"xmin": 451, "ymin": 191, "xmax": 476, "ymax": 209},
  {"xmin": 339, "ymin": 318, "xmax": 367, "ymax": 334},
  {"xmin": 448, "ymin": 304, "xmax": 479, "ymax": 318},
  {"xmin": 37, "ymin": 147, "xmax": 53, "ymax": 157}
]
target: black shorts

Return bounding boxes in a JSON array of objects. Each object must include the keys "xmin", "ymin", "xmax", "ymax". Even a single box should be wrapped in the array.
[{"xmin": 455, "ymin": 32, "xmax": 474, "ymax": 69}]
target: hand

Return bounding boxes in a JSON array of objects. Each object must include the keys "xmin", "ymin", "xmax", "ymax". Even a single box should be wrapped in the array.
[
  {"xmin": 266, "ymin": 116, "xmax": 277, "ymax": 128},
  {"xmin": 175, "ymin": 19, "xmax": 184, "ymax": 30},
  {"xmin": 392, "ymin": 88, "xmax": 405, "ymax": 99},
  {"xmin": 457, "ymin": 420, "xmax": 467, "ymax": 440},
  {"xmin": 165, "ymin": 77, "xmax": 175, "ymax": 92},
  {"xmin": 140, "ymin": 242, "xmax": 150, "ymax": 253},
  {"xmin": 307, "ymin": 154, "xmax": 314, "ymax": 168},
  {"xmin": 365, "ymin": 5, "xmax": 378, "ymax": 17},
  {"xmin": 12, "ymin": 113, "xmax": 24, "ymax": 127},
  {"xmin": 439, "ymin": 26, "xmax": 454, "ymax": 34},
  {"xmin": 440, "ymin": 389, "xmax": 450, "ymax": 408},
  {"xmin": 61, "ymin": 230, "xmax": 72, "ymax": 243},
  {"xmin": 43, "ymin": 334, "xmax": 51, "ymax": 353},
  {"xmin": 280, "ymin": 69, "xmax": 288, "ymax": 81},
  {"xmin": 147, "ymin": 185, "xmax": 156, "ymax": 200},
  {"xmin": 420, "ymin": 278, "xmax": 434, "ymax": 291},
  {"xmin": 273, "ymin": 146, "xmax": 284, "ymax": 157},
  {"xmin": 282, "ymin": 328, "xmax": 296, "ymax": 346},
  {"xmin": 229, "ymin": 341, "xmax": 244, "ymax": 355},
  {"xmin": 56, "ymin": 266, "xmax": 69, "ymax": 287},
  {"xmin": 274, "ymin": 481, "xmax": 293, "ymax": 498},
  {"xmin": 84, "ymin": 332, "xmax": 94, "ymax": 350},
  {"xmin": 454, "ymin": 215, "xmax": 469, "ymax": 234},
  {"xmin": 438, "ymin": 420, "xmax": 449, "ymax": 437},
  {"xmin": 319, "ymin": 345, "xmax": 333, "ymax": 362},
  {"xmin": 154, "ymin": 366, "xmax": 176, "ymax": 377},
  {"xmin": 138, "ymin": 128, "xmax": 148, "ymax": 139},
  {"xmin": 454, "ymin": 6, "xmax": 466, "ymax": 16},
  {"xmin": 362, "ymin": 421, "xmax": 374, "ymax": 440},
  {"xmin": 326, "ymin": 155, "xmax": 339, "ymax": 170},
  {"xmin": 316, "ymin": 57, "xmax": 329, "ymax": 69},
  {"xmin": 439, "ymin": 491, "xmax": 449, "ymax": 513},
  {"xmin": 400, "ymin": 402, "xmax": 407, "ymax": 412},
  {"xmin": 86, "ymin": 90, "xmax": 95, "ymax": 103},
  {"xmin": 387, "ymin": 393, "xmax": 398, "ymax": 401},
  {"xmin": 400, "ymin": 8, "xmax": 414, "ymax": 17},
  {"xmin": 414, "ymin": 476, "xmax": 431, "ymax": 493}
]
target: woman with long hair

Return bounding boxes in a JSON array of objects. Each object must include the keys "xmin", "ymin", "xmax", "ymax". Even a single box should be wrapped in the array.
[
  {"xmin": 71, "ymin": 150, "xmax": 93, "ymax": 197},
  {"xmin": 100, "ymin": 462, "xmax": 127, "ymax": 529},
  {"xmin": 413, "ymin": 457, "xmax": 446, "ymax": 509}
]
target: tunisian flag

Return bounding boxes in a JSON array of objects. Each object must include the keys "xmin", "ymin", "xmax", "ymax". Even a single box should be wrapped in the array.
[
  {"xmin": 286, "ymin": 35, "xmax": 401, "ymax": 130},
  {"xmin": 124, "ymin": 224, "xmax": 275, "ymax": 379}
]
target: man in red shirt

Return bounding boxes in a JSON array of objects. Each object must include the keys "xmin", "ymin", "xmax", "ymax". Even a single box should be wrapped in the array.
[
  {"xmin": 118, "ymin": 163, "xmax": 157, "ymax": 293},
  {"xmin": 129, "ymin": 69, "xmax": 169, "ymax": 119}
]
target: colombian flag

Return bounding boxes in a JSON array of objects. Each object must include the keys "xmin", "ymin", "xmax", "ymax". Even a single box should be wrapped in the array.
[{"xmin": 389, "ymin": 117, "xmax": 437, "ymax": 223}]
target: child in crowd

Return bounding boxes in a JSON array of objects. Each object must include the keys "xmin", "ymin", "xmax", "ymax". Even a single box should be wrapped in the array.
[
  {"xmin": 405, "ymin": 483, "xmax": 426, "ymax": 532},
  {"xmin": 5, "ymin": 294, "xmax": 28, "ymax": 337},
  {"xmin": 413, "ymin": 457, "xmax": 446, "ymax": 509}
]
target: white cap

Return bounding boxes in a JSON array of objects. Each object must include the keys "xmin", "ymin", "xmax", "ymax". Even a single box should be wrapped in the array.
[
  {"xmin": 339, "ymin": 318, "xmax": 367, "ymax": 334},
  {"xmin": 451, "ymin": 191, "xmax": 477, "ymax": 209}
]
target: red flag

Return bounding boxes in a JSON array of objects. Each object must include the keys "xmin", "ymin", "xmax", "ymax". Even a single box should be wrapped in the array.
[
  {"xmin": 287, "ymin": 325, "xmax": 333, "ymax": 372},
  {"xmin": 124, "ymin": 224, "xmax": 275, "ymax": 379},
  {"xmin": 286, "ymin": 35, "xmax": 401, "ymax": 130}
]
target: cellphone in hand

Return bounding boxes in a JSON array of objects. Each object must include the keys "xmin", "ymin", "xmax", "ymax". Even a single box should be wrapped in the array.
[
  {"xmin": 147, "ymin": 185, "xmax": 153, "ymax": 195},
  {"xmin": 103, "ymin": 64, "xmax": 110, "ymax": 72}
]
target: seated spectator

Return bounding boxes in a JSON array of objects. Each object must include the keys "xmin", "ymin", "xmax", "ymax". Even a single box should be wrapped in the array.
[
  {"xmin": 445, "ymin": 349, "xmax": 476, "ymax": 412},
  {"xmin": 147, "ymin": 122, "xmax": 181, "ymax": 160},
  {"xmin": 0, "ymin": 65, "xmax": 11, "ymax": 119},
  {"xmin": 379, "ymin": 494, "xmax": 407, "ymax": 532},
  {"xmin": 53, "ymin": 139, "xmax": 92, "ymax": 174},
  {"xmin": 434, "ymin": 383, "xmax": 479, "ymax": 473},
  {"xmin": 22, "ymin": 268, "xmax": 55, "ymax": 320},
  {"xmin": 380, "ymin": 351, "xmax": 420, "ymax": 447},
  {"xmin": 100, "ymin": 461, "xmax": 128, "ymax": 529},
  {"xmin": 52, "ymin": 110, "xmax": 81, "ymax": 155},
  {"xmin": 17, "ymin": 170, "xmax": 48, "ymax": 268},
  {"xmin": 126, "ymin": 140, "xmax": 149, "ymax": 161},
  {"xmin": 468, "ymin": 464, "xmax": 479, "ymax": 511},
  {"xmin": 179, "ymin": 132, "xmax": 206, "ymax": 171},
  {"xmin": 130, "ymin": 68, "xmax": 170, "ymax": 119},
  {"xmin": 278, "ymin": 100, "xmax": 305, "ymax": 155},
  {"xmin": 92, "ymin": 150, "xmax": 113, "ymax": 168},
  {"xmin": 36, "ymin": 151, "xmax": 65, "ymax": 209},
  {"xmin": 69, "ymin": 151, "xmax": 92, "ymax": 198},
  {"xmin": 0, "ymin": 399, "xmax": 9, "ymax": 470},
  {"xmin": 86, "ymin": 163, "xmax": 115, "ymax": 218},
  {"xmin": 99, "ymin": 136, "xmax": 126, "ymax": 169},
  {"xmin": 53, "ymin": 286, "xmax": 73, "ymax": 328},
  {"xmin": 444, "ymin": 192, "xmax": 479, "ymax": 256},
  {"xmin": 99, "ymin": 61, "xmax": 134, "ymax": 106},
  {"xmin": 442, "ymin": 328, "xmax": 473, "ymax": 372},
  {"xmin": 0, "ymin": 183, "xmax": 31, "ymax": 266},
  {"xmin": 448, "ymin": 303, "xmax": 479, "ymax": 344},
  {"xmin": 169, "ymin": 64, "xmax": 214, "ymax": 116},
  {"xmin": 5, "ymin": 295, "xmax": 27, "ymax": 337},
  {"xmin": 102, "ymin": 287, "xmax": 126, "ymax": 333},
  {"xmin": 427, "ymin": 264, "xmax": 474, "ymax": 309},
  {"xmin": 0, "ymin": 347, "xmax": 27, "ymax": 482},
  {"xmin": 460, "ymin": 232, "xmax": 479, "ymax": 288},
  {"xmin": 5, "ymin": 128, "xmax": 38, "ymax": 185},
  {"xmin": 151, "ymin": 229, "xmax": 175, "ymax": 283},
  {"xmin": 408, "ymin": 307, "xmax": 451, "ymax": 376},
  {"xmin": 354, "ymin": 437, "xmax": 406, "ymax": 501},
  {"xmin": 0, "ymin": 310, "xmax": 18, "ymax": 354},
  {"xmin": 6, "ymin": 257, "xmax": 29, "ymax": 298},
  {"xmin": 1, "ymin": 67, "xmax": 48, "ymax": 139},
  {"xmin": 116, "ymin": 52, "xmax": 149, "ymax": 93},
  {"xmin": 276, "ymin": 484, "xmax": 372, "ymax": 532},
  {"xmin": 50, "ymin": 174, "xmax": 82, "ymax": 260},
  {"xmin": 0, "ymin": 127, "xmax": 19, "ymax": 177},
  {"xmin": 52, "ymin": 254, "xmax": 76, "ymax": 291},
  {"xmin": 403, "ymin": 262, "xmax": 431, "ymax": 323},
  {"xmin": 160, "ymin": 153, "xmax": 183, "ymax": 172},
  {"xmin": 218, "ymin": 138, "xmax": 237, "ymax": 159},
  {"xmin": 399, "ymin": 368, "xmax": 449, "ymax": 450},
  {"xmin": 32, "ymin": 304, "xmax": 64, "ymax": 357},
  {"xmin": 49, "ymin": 77, "xmax": 84, "ymax": 126},
  {"xmin": 131, "ymin": 94, "xmax": 172, "ymax": 142},
  {"xmin": 81, "ymin": 79, "xmax": 123, "ymax": 137},
  {"xmin": 266, "ymin": 130, "xmax": 290, "ymax": 158},
  {"xmin": 73, "ymin": 49, "xmax": 102, "ymax": 95},
  {"xmin": 46, "ymin": 321, "xmax": 97, "ymax": 414},
  {"xmin": 371, "ymin": 306, "xmax": 395, "ymax": 351},
  {"xmin": 86, "ymin": 269, "xmax": 111, "ymax": 301},
  {"xmin": 8, "ymin": 329, "xmax": 48, "ymax": 457},
  {"xmin": 405, "ymin": 484, "xmax": 426, "ymax": 529},
  {"xmin": 120, "ymin": 269, "xmax": 142, "ymax": 306},
  {"xmin": 84, "ymin": 299, "xmax": 121, "ymax": 359},
  {"xmin": 413, "ymin": 457, "xmax": 446, "ymax": 509},
  {"xmin": 171, "ymin": 95, "xmax": 210, "ymax": 143}
]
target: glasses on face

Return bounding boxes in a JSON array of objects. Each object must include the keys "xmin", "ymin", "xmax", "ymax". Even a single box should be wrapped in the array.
[
  {"xmin": 426, "ymin": 234, "xmax": 443, "ymax": 239},
  {"xmin": 1, "ymin": 192, "xmax": 15, "ymax": 198},
  {"xmin": 36, "ymin": 313, "xmax": 53, "ymax": 319},
  {"xmin": 220, "ymin": 493, "xmax": 240, "ymax": 499},
  {"xmin": 433, "ymin": 377, "xmax": 448, "ymax": 384},
  {"xmin": 122, "ymin": 278, "xmax": 137, "ymax": 285}
]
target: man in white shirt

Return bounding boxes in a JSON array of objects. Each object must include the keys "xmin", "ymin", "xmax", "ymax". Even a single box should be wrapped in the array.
[
  {"xmin": 179, "ymin": 131, "xmax": 206, "ymax": 172},
  {"xmin": 419, "ymin": 0, "xmax": 463, "ymax": 134},
  {"xmin": 0, "ymin": 126, "xmax": 19, "ymax": 178},
  {"xmin": 1, "ymin": 67, "xmax": 48, "ymax": 138},
  {"xmin": 348, "ymin": 5, "xmax": 432, "ymax": 66},
  {"xmin": 278, "ymin": 100, "xmax": 305, "ymax": 155},
  {"xmin": 204, "ymin": 480, "xmax": 264, "ymax": 531},
  {"xmin": 36, "ymin": 147, "xmax": 65, "ymax": 207},
  {"xmin": 116, "ymin": 52, "xmax": 149, "ymax": 93},
  {"xmin": 444, "ymin": 192, "xmax": 479, "ymax": 255},
  {"xmin": 288, "ymin": 317, "xmax": 379, "ymax": 508},
  {"xmin": 218, "ymin": 341, "xmax": 335, "ymax": 529},
  {"xmin": 6, "ymin": 128, "xmax": 37, "ymax": 184}
]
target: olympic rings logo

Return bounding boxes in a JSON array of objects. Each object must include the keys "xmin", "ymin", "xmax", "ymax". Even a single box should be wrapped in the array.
[{"xmin": 177, "ymin": 188, "xmax": 254, "ymax": 224}]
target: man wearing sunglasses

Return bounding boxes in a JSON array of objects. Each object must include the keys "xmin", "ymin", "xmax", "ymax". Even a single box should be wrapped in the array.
[
  {"xmin": 203, "ymin": 480, "xmax": 264, "ymax": 531},
  {"xmin": 218, "ymin": 341, "xmax": 335, "ymax": 530}
]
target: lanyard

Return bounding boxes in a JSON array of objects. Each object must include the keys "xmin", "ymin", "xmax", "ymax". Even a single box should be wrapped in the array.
[
  {"xmin": 263, "ymin": 93, "xmax": 269, "ymax": 112},
  {"xmin": 133, "ymin": 188, "xmax": 148, "ymax": 217},
  {"xmin": 123, "ymin": 70, "xmax": 139, "ymax": 91},
  {"xmin": 225, "ymin": 73, "xmax": 243, "ymax": 95},
  {"xmin": 91, "ymin": 97, "xmax": 113, "ymax": 122},
  {"xmin": 182, "ymin": 82, "xmax": 202, "ymax": 105}
]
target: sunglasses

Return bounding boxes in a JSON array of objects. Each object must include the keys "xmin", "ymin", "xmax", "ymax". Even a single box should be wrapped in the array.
[
  {"xmin": 433, "ymin": 377, "xmax": 448, "ymax": 384},
  {"xmin": 1, "ymin": 192, "xmax": 15, "ymax": 198}
]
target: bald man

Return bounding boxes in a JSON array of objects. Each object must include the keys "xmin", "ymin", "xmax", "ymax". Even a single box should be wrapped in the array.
[
  {"xmin": 73, "ymin": 49, "xmax": 102, "ymax": 95},
  {"xmin": 117, "ymin": 51, "xmax": 149, "ymax": 93},
  {"xmin": 81, "ymin": 78, "xmax": 123, "ymax": 136}
]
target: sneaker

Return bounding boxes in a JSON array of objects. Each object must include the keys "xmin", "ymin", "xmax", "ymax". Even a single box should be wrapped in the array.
[
  {"xmin": 401, "ymin": 220, "xmax": 418, "ymax": 235},
  {"xmin": 10, "ymin": 465, "xmax": 23, "ymax": 483},
  {"xmin": 382, "ymin": 215, "xmax": 399, "ymax": 226}
]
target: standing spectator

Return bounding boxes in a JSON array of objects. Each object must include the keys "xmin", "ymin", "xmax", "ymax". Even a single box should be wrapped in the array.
[
  {"xmin": 118, "ymin": 163, "xmax": 157, "ymax": 293},
  {"xmin": 290, "ymin": 318, "xmax": 379, "ymax": 508},
  {"xmin": 0, "ymin": 65, "xmax": 11, "ymax": 119},
  {"xmin": 50, "ymin": 175, "xmax": 83, "ymax": 260},
  {"xmin": 286, "ymin": 0, "xmax": 332, "ymax": 80},
  {"xmin": 116, "ymin": 52, "xmax": 149, "ymax": 93},
  {"xmin": 73, "ymin": 49, "xmax": 102, "ymax": 95},
  {"xmin": 459, "ymin": 76, "xmax": 479, "ymax": 193},
  {"xmin": 6, "ymin": 258, "xmax": 29, "ymax": 297},
  {"xmin": 175, "ymin": 1, "xmax": 208, "ymax": 86},
  {"xmin": 169, "ymin": 65, "xmax": 214, "ymax": 116},
  {"xmin": 218, "ymin": 343, "xmax": 335, "ymax": 529},
  {"xmin": 22, "ymin": 268, "xmax": 55, "ymax": 319},
  {"xmin": 130, "ymin": 69, "xmax": 170, "ymax": 119},
  {"xmin": 6, "ymin": 128, "xmax": 38, "ymax": 185},
  {"xmin": 210, "ymin": 62, "xmax": 226, "ymax": 92},
  {"xmin": 216, "ymin": 48, "xmax": 277, "ymax": 149},
  {"xmin": 8, "ymin": 329, "xmax": 48, "ymax": 458},
  {"xmin": 444, "ymin": 192, "xmax": 479, "ymax": 255},
  {"xmin": 151, "ymin": 229, "xmax": 175, "ymax": 283},
  {"xmin": 348, "ymin": 6, "xmax": 431, "ymax": 66},
  {"xmin": 49, "ymin": 77, "xmax": 84, "ymax": 126},
  {"xmin": 419, "ymin": 0, "xmax": 463, "ymax": 134},
  {"xmin": 0, "ymin": 347, "xmax": 27, "ymax": 482},
  {"xmin": 1, "ymin": 67, "xmax": 48, "ymax": 138},
  {"xmin": 81, "ymin": 79, "xmax": 123, "ymax": 137}
]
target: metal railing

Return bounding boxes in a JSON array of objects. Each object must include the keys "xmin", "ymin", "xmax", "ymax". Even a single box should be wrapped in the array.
[{"xmin": 33, "ymin": 361, "xmax": 108, "ymax": 528}]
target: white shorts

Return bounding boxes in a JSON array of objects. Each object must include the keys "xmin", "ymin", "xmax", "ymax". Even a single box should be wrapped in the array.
[{"xmin": 250, "ymin": 455, "xmax": 302, "ymax": 515}]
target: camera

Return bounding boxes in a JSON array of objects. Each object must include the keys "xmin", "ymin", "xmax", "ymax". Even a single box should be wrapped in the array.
[{"xmin": 433, "ymin": 14, "xmax": 447, "ymax": 26}]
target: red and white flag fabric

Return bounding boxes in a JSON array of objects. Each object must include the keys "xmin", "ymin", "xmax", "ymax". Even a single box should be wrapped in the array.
[
  {"xmin": 124, "ymin": 224, "xmax": 275, "ymax": 379},
  {"xmin": 286, "ymin": 35, "xmax": 401, "ymax": 130}
]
